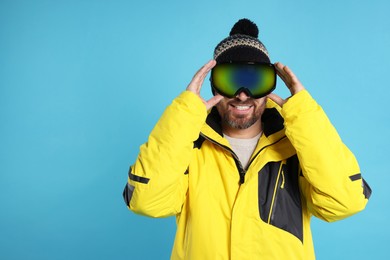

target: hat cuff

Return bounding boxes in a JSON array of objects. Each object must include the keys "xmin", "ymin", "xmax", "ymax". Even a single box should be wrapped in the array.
[{"xmin": 214, "ymin": 34, "xmax": 269, "ymax": 61}]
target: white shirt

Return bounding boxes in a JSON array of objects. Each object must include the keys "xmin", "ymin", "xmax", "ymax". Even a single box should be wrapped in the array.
[{"xmin": 224, "ymin": 132, "xmax": 262, "ymax": 169}]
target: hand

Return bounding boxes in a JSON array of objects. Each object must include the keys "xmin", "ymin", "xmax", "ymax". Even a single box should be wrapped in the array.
[
  {"xmin": 267, "ymin": 62, "xmax": 305, "ymax": 106},
  {"xmin": 186, "ymin": 60, "xmax": 224, "ymax": 110}
]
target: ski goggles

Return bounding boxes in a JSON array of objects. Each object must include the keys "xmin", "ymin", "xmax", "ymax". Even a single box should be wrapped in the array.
[{"xmin": 210, "ymin": 62, "xmax": 276, "ymax": 99}]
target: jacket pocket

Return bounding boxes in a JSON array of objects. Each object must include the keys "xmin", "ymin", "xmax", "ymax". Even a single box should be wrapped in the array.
[{"xmin": 258, "ymin": 155, "xmax": 303, "ymax": 242}]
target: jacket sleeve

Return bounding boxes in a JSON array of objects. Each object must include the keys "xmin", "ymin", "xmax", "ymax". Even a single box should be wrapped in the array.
[
  {"xmin": 281, "ymin": 90, "xmax": 371, "ymax": 222},
  {"xmin": 123, "ymin": 91, "xmax": 207, "ymax": 218}
]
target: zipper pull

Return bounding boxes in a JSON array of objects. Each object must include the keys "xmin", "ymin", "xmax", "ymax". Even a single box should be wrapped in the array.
[
  {"xmin": 280, "ymin": 165, "xmax": 285, "ymax": 189},
  {"xmin": 239, "ymin": 170, "xmax": 246, "ymax": 184}
]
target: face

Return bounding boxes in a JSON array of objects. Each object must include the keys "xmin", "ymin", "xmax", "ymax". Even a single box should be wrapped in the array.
[{"xmin": 216, "ymin": 91, "xmax": 267, "ymax": 132}]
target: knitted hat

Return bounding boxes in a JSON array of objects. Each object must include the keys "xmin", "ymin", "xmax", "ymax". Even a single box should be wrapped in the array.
[{"xmin": 214, "ymin": 19, "xmax": 270, "ymax": 63}]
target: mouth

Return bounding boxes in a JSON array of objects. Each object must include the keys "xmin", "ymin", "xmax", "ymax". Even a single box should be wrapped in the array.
[
  {"xmin": 234, "ymin": 105, "xmax": 253, "ymax": 111},
  {"xmin": 229, "ymin": 103, "xmax": 254, "ymax": 113}
]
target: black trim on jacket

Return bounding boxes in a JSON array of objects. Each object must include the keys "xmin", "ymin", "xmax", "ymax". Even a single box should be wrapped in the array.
[
  {"xmin": 123, "ymin": 183, "xmax": 134, "ymax": 206},
  {"xmin": 261, "ymin": 108, "xmax": 285, "ymax": 137},
  {"xmin": 128, "ymin": 172, "xmax": 150, "ymax": 184},
  {"xmin": 258, "ymin": 155, "xmax": 303, "ymax": 242}
]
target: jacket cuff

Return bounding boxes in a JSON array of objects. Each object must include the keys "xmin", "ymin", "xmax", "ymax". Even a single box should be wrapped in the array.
[
  {"xmin": 156, "ymin": 90, "xmax": 208, "ymax": 142},
  {"xmin": 177, "ymin": 90, "xmax": 208, "ymax": 117},
  {"xmin": 281, "ymin": 90, "xmax": 319, "ymax": 120}
]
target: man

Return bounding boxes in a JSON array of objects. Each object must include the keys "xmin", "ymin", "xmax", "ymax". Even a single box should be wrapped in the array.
[{"xmin": 123, "ymin": 19, "xmax": 371, "ymax": 259}]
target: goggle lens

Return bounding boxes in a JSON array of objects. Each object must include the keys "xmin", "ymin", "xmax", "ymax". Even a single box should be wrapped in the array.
[{"xmin": 211, "ymin": 63, "xmax": 276, "ymax": 98}]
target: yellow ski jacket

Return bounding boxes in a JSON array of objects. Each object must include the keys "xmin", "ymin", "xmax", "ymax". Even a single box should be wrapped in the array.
[{"xmin": 123, "ymin": 90, "xmax": 371, "ymax": 259}]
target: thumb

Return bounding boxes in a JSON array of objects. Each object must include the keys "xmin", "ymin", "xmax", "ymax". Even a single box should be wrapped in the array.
[
  {"xmin": 205, "ymin": 94, "xmax": 223, "ymax": 110},
  {"xmin": 267, "ymin": 93, "xmax": 285, "ymax": 107}
]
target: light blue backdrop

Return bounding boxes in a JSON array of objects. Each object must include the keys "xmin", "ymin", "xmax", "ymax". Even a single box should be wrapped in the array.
[{"xmin": 1, "ymin": 0, "xmax": 388, "ymax": 259}]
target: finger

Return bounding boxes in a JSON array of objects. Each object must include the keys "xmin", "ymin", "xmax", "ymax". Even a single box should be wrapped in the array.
[
  {"xmin": 201, "ymin": 59, "xmax": 217, "ymax": 77},
  {"xmin": 274, "ymin": 62, "xmax": 286, "ymax": 74},
  {"xmin": 275, "ymin": 62, "xmax": 305, "ymax": 95},
  {"xmin": 205, "ymin": 94, "xmax": 223, "ymax": 110},
  {"xmin": 188, "ymin": 60, "xmax": 216, "ymax": 91},
  {"xmin": 282, "ymin": 65, "xmax": 299, "ymax": 84},
  {"xmin": 274, "ymin": 62, "xmax": 290, "ymax": 83},
  {"xmin": 276, "ymin": 62, "xmax": 300, "ymax": 85},
  {"xmin": 195, "ymin": 60, "xmax": 215, "ymax": 81},
  {"xmin": 276, "ymin": 69, "xmax": 289, "ymax": 84},
  {"xmin": 280, "ymin": 64, "xmax": 305, "ymax": 92},
  {"xmin": 275, "ymin": 62, "xmax": 301, "ymax": 93}
]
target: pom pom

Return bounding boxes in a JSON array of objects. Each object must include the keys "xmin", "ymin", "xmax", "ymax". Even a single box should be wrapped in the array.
[{"xmin": 229, "ymin": 18, "xmax": 259, "ymax": 38}]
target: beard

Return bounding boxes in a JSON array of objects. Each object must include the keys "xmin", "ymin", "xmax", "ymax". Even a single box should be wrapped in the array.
[
  {"xmin": 222, "ymin": 111, "xmax": 261, "ymax": 130},
  {"xmin": 216, "ymin": 95, "xmax": 266, "ymax": 131}
]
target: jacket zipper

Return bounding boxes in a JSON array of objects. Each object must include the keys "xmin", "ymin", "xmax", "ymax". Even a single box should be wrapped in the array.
[
  {"xmin": 199, "ymin": 133, "xmax": 246, "ymax": 184},
  {"xmin": 268, "ymin": 163, "xmax": 285, "ymax": 224},
  {"xmin": 246, "ymin": 136, "xmax": 287, "ymax": 169}
]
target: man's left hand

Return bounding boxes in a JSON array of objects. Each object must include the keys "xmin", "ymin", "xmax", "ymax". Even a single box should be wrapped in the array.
[{"xmin": 267, "ymin": 62, "xmax": 305, "ymax": 106}]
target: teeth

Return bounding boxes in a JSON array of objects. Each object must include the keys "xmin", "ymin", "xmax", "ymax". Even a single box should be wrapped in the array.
[{"xmin": 235, "ymin": 105, "xmax": 250, "ymax": 110}]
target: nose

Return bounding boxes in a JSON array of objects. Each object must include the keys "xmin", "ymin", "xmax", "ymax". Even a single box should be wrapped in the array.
[{"xmin": 236, "ymin": 91, "xmax": 250, "ymax": 101}]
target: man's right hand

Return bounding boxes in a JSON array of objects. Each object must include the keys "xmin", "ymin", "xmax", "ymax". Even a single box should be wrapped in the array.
[{"xmin": 186, "ymin": 60, "xmax": 224, "ymax": 110}]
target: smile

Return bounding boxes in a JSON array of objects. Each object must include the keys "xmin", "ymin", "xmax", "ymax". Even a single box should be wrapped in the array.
[
  {"xmin": 235, "ymin": 105, "xmax": 252, "ymax": 111},
  {"xmin": 230, "ymin": 104, "xmax": 254, "ymax": 111}
]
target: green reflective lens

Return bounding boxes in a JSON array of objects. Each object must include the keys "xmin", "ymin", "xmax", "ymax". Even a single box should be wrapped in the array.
[{"xmin": 211, "ymin": 62, "xmax": 276, "ymax": 98}]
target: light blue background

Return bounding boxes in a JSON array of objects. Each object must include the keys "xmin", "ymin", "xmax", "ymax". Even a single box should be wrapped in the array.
[{"xmin": 1, "ymin": 0, "xmax": 388, "ymax": 259}]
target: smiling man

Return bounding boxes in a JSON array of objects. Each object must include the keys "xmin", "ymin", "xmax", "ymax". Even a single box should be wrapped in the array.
[
  {"xmin": 123, "ymin": 19, "xmax": 371, "ymax": 259},
  {"xmin": 217, "ymin": 91, "xmax": 265, "ymax": 132}
]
